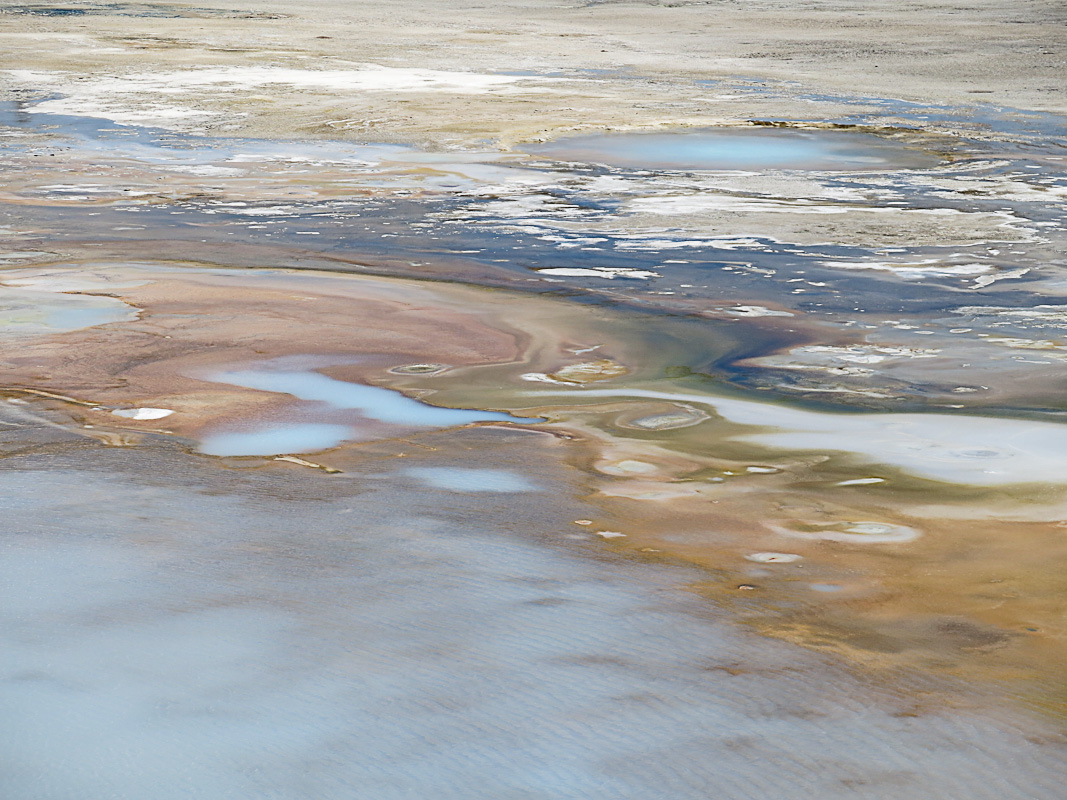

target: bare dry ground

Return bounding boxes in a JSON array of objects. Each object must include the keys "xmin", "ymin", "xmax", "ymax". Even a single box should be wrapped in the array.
[{"xmin": 1, "ymin": 0, "xmax": 1065, "ymax": 146}]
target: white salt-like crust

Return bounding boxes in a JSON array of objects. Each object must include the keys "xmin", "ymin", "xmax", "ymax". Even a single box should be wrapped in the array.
[
  {"xmin": 7, "ymin": 66, "xmax": 557, "ymax": 128},
  {"xmin": 111, "ymin": 408, "xmax": 174, "ymax": 420},
  {"xmin": 536, "ymin": 267, "xmax": 660, "ymax": 280}
]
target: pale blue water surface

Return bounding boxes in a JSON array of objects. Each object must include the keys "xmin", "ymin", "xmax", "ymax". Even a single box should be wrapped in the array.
[
  {"xmin": 526, "ymin": 128, "xmax": 939, "ymax": 171},
  {"xmin": 198, "ymin": 366, "xmax": 542, "ymax": 456},
  {"xmin": 1, "ymin": 440, "xmax": 1065, "ymax": 800},
  {"xmin": 0, "ymin": 289, "xmax": 137, "ymax": 336},
  {"xmin": 404, "ymin": 466, "xmax": 540, "ymax": 492},
  {"xmin": 198, "ymin": 423, "xmax": 354, "ymax": 457},
  {"xmin": 212, "ymin": 368, "xmax": 531, "ymax": 426}
]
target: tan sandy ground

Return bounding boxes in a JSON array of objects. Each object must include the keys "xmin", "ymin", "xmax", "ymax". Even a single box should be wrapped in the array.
[{"xmin": 1, "ymin": 0, "xmax": 1065, "ymax": 148}]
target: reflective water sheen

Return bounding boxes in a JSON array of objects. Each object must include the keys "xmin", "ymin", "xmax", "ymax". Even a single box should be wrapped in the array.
[
  {"xmin": 0, "ymin": 289, "xmax": 136, "ymax": 337},
  {"xmin": 198, "ymin": 423, "xmax": 354, "ymax": 457},
  {"xmin": 198, "ymin": 366, "xmax": 542, "ymax": 456},
  {"xmin": 526, "ymin": 128, "xmax": 940, "ymax": 171},
  {"xmin": 3, "ymin": 447, "xmax": 1065, "ymax": 800},
  {"xmin": 403, "ymin": 466, "xmax": 540, "ymax": 492},
  {"xmin": 563, "ymin": 386, "xmax": 1067, "ymax": 486},
  {"xmin": 212, "ymin": 368, "xmax": 538, "ymax": 426}
]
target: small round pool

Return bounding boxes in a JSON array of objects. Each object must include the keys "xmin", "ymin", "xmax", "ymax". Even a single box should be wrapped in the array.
[{"xmin": 525, "ymin": 127, "xmax": 939, "ymax": 171}]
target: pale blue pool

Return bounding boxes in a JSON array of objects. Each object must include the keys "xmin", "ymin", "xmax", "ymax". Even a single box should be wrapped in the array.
[
  {"xmin": 403, "ymin": 467, "xmax": 540, "ymax": 493},
  {"xmin": 526, "ymin": 128, "xmax": 938, "ymax": 172},
  {"xmin": 198, "ymin": 423, "xmax": 354, "ymax": 457},
  {"xmin": 198, "ymin": 366, "xmax": 541, "ymax": 456}
]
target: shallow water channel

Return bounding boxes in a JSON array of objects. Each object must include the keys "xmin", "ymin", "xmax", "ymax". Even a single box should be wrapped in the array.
[{"xmin": 198, "ymin": 362, "xmax": 539, "ymax": 456}]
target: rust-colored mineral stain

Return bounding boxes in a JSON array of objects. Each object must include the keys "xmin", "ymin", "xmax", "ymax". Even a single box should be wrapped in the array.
[{"xmin": 5, "ymin": 258, "xmax": 1067, "ymax": 720}]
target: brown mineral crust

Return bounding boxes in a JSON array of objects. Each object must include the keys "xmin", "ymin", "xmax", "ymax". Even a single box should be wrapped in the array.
[{"xmin": 0, "ymin": 266, "xmax": 527, "ymax": 437}]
